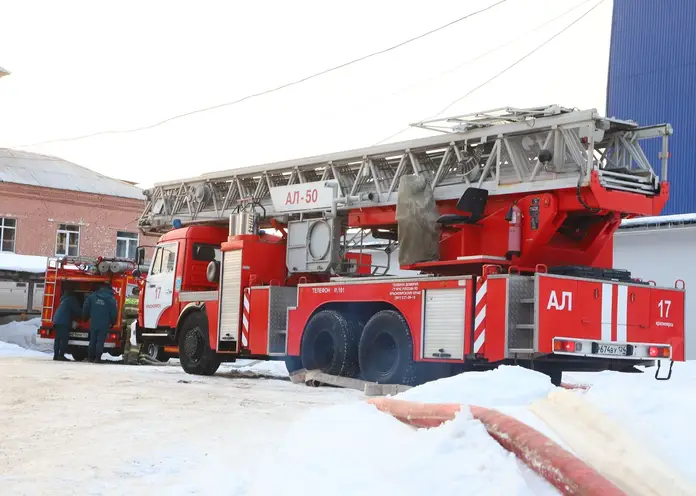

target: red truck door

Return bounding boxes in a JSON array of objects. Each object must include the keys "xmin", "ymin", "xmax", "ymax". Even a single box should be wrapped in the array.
[{"xmin": 142, "ymin": 242, "xmax": 178, "ymax": 329}]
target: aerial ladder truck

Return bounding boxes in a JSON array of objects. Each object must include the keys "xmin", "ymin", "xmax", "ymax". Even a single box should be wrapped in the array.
[{"xmin": 134, "ymin": 105, "xmax": 685, "ymax": 386}]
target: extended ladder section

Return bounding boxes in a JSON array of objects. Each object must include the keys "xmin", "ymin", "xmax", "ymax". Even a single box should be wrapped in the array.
[{"xmin": 138, "ymin": 105, "xmax": 672, "ymax": 233}]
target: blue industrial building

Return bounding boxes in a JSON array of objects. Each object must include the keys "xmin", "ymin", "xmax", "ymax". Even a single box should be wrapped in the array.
[{"xmin": 607, "ymin": 0, "xmax": 696, "ymax": 215}]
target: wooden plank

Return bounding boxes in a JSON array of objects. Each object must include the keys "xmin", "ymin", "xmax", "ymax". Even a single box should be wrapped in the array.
[{"xmin": 288, "ymin": 368, "xmax": 412, "ymax": 396}]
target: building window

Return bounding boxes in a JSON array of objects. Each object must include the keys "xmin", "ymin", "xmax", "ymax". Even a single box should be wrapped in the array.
[
  {"xmin": 116, "ymin": 231, "xmax": 139, "ymax": 259},
  {"xmin": 56, "ymin": 224, "xmax": 80, "ymax": 257},
  {"xmin": 0, "ymin": 218, "xmax": 16, "ymax": 253}
]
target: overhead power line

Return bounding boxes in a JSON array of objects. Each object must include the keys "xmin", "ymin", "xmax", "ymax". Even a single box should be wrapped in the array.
[
  {"xmin": 383, "ymin": 0, "xmax": 594, "ymax": 100},
  {"xmin": 373, "ymin": 0, "xmax": 605, "ymax": 145},
  {"xmin": 14, "ymin": 0, "xmax": 510, "ymax": 149}
]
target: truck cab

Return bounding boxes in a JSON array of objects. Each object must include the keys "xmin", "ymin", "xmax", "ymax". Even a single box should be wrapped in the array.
[{"xmin": 135, "ymin": 225, "xmax": 228, "ymax": 359}]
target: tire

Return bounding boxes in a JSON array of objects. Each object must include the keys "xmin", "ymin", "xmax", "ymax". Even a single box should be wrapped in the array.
[
  {"xmin": 145, "ymin": 342, "xmax": 170, "ymax": 362},
  {"xmin": 300, "ymin": 310, "xmax": 360, "ymax": 377},
  {"xmin": 358, "ymin": 310, "xmax": 417, "ymax": 386},
  {"xmin": 178, "ymin": 312, "xmax": 221, "ymax": 376},
  {"xmin": 284, "ymin": 356, "xmax": 304, "ymax": 374},
  {"xmin": 70, "ymin": 347, "xmax": 88, "ymax": 362}
]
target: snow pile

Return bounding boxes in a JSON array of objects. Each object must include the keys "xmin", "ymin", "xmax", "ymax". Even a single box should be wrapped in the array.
[
  {"xmin": 0, "ymin": 253, "xmax": 47, "ymax": 273},
  {"xmin": 620, "ymin": 212, "xmax": 696, "ymax": 228},
  {"xmin": 242, "ymin": 401, "xmax": 549, "ymax": 496},
  {"xmin": 396, "ymin": 365, "xmax": 555, "ymax": 407},
  {"xmin": 394, "ymin": 365, "xmax": 568, "ymax": 450},
  {"xmin": 239, "ymin": 366, "xmax": 560, "ymax": 495},
  {"xmin": 0, "ymin": 340, "xmax": 47, "ymax": 358},
  {"xmin": 0, "ymin": 318, "xmax": 51, "ymax": 354},
  {"xmin": 227, "ymin": 359, "xmax": 289, "ymax": 377},
  {"xmin": 567, "ymin": 362, "xmax": 696, "ymax": 484}
]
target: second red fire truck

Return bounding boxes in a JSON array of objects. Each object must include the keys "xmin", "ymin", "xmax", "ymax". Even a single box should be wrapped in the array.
[
  {"xmin": 134, "ymin": 105, "xmax": 686, "ymax": 385},
  {"xmin": 37, "ymin": 256, "xmax": 139, "ymax": 360}
]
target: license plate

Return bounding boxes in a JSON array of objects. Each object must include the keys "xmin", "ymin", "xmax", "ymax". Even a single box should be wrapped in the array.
[
  {"xmin": 597, "ymin": 344, "xmax": 627, "ymax": 356},
  {"xmin": 70, "ymin": 332, "xmax": 88, "ymax": 338}
]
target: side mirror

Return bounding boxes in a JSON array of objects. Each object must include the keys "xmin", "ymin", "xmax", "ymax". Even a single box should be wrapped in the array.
[
  {"xmin": 136, "ymin": 246, "xmax": 145, "ymax": 266},
  {"xmin": 132, "ymin": 269, "xmax": 141, "ymax": 279}
]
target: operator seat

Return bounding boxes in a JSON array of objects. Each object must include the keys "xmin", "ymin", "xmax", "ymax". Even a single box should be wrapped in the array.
[{"xmin": 436, "ymin": 187, "xmax": 489, "ymax": 225}]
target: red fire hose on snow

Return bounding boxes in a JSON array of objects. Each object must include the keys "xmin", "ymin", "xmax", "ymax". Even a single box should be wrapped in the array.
[{"xmin": 367, "ymin": 397, "xmax": 624, "ymax": 496}]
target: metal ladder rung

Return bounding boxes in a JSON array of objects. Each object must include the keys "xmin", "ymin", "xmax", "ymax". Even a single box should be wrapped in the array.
[
  {"xmin": 520, "ymin": 298, "xmax": 534, "ymax": 304},
  {"xmin": 516, "ymin": 324, "xmax": 535, "ymax": 330},
  {"xmin": 509, "ymin": 348, "xmax": 535, "ymax": 353}
]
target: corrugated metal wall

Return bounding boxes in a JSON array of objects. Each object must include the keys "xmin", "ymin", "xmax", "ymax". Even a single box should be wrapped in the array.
[{"xmin": 607, "ymin": 0, "xmax": 696, "ymax": 215}]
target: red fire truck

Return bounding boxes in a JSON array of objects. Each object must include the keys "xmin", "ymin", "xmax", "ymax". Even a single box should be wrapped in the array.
[
  {"xmin": 135, "ymin": 105, "xmax": 685, "ymax": 385},
  {"xmin": 37, "ymin": 256, "xmax": 139, "ymax": 361}
]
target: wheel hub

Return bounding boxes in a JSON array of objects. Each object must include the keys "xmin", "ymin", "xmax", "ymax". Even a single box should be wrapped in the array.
[
  {"xmin": 371, "ymin": 332, "xmax": 398, "ymax": 375},
  {"xmin": 313, "ymin": 329, "xmax": 335, "ymax": 370},
  {"xmin": 184, "ymin": 327, "xmax": 204, "ymax": 362},
  {"xmin": 147, "ymin": 343, "xmax": 158, "ymax": 359}
]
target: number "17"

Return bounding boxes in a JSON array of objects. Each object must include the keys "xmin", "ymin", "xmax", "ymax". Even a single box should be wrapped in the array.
[
  {"xmin": 154, "ymin": 286, "xmax": 161, "ymax": 299},
  {"xmin": 658, "ymin": 299, "xmax": 671, "ymax": 318}
]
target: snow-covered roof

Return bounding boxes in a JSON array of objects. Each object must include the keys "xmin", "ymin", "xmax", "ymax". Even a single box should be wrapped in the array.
[
  {"xmin": 0, "ymin": 148, "xmax": 145, "ymax": 200},
  {"xmin": 0, "ymin": 253, "xmax": 47, "ymax": 274},
  {"xmin": 619, "ymin": 213, "xmax": 696, "ymax": 229}
]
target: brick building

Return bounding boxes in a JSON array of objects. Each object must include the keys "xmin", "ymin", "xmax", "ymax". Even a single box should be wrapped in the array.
[{"xmin": 0, "ymin": 148, "xmax": 158, "ymax": 259}]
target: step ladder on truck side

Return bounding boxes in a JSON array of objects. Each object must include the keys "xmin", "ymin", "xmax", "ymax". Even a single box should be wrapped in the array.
[
  {"xmin": 134, "ymin": 104, "xmax": 684, "ymax": 386},
  {"xmin": 41, "ymin": 258, "xmax": 59, "ymax": 324}
]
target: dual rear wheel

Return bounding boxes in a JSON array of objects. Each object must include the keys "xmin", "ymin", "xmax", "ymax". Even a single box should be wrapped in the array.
[{"xmin": 299, "ymin": 308, "xmax": 418, "ymax": 386}]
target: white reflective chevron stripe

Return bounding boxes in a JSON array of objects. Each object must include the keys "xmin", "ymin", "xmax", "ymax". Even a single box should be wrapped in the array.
[{"xmin": 241, "ymin": 290, "xmax": 250, "ymax": 347}]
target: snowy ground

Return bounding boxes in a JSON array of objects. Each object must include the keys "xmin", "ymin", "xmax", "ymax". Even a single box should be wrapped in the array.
[{"xmin": 1, "ymin": 319, "xmax": 694, "ymax": 495}]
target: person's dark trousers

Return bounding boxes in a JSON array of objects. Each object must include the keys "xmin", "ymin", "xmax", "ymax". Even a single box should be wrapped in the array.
[
  {"xmin": 53, "ymin": 325, "xmax": 69, "ymax": 360},
  {"xmin": 88, "ymin": 329, "xmax": 97, "ymax": 362},
  {"xmin": 88, "ymin": 329, "xmax": 107, "ymax": 363}
]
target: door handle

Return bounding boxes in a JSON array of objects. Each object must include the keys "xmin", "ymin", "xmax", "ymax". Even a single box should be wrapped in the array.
[
  {"xmin": 166, "ymin": 290, "xmax": 172, "ymax": 294},
  {"xmin": 149, "ymin": 284, "xmax": 156, "ymax": 288}
]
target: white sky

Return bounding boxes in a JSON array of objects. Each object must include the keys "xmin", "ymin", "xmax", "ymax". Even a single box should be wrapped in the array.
[{"xmin": 0, "ymin": 0, "xmax": 613, "ymax": 189}]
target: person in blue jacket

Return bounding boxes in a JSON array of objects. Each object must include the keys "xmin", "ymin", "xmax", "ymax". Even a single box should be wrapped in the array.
[
  {"xmin": 52, "ymin": 291, "xmax": 81, "ymax": 361},
  {"xmin": 83, "ymin": 283, "xmax": 118, "ymax": 364}
]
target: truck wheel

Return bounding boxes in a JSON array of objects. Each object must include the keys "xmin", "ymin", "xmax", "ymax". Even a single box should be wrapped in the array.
[
  {"xmin": 284, "ymin": 356, "xmax": 304, "ymax": 374},
  {"xmin": 300, "ymin": 310, "xmax": 359, "ymax": 377},
  {"xmin": 358, "ymin": 310, "xmax": 417, "ymax": 386},
  {"xmin": 178, "ymin": 312, "xmax": 220, "ymax": 376},
  {"xmin": 70, "ymin": 347, "xmax": 88, "ymax": 362},
  {"xmin": 145, "ymin": 343, "xmax": 170, "ymax": 363}
]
